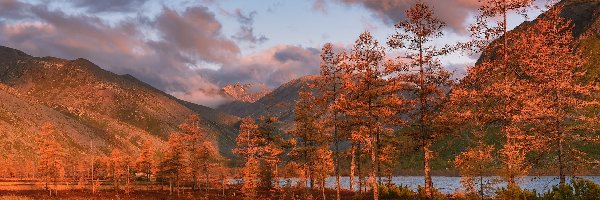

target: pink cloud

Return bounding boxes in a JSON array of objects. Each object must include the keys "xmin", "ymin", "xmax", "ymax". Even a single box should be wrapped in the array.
[{"xmin": 327, "ymin": 0, "xmax": 481, "ymax": 34}]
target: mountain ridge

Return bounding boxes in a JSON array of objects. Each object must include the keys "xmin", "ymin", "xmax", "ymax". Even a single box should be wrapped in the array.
[{"xmin": 0, "ymin": 46, "xmax": 240, "ymax": 160}]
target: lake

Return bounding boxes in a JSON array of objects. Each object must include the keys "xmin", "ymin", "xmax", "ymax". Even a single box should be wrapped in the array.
[{"xmin": 278, "ymin": 176, "xmax": 600, "ymax": 195}]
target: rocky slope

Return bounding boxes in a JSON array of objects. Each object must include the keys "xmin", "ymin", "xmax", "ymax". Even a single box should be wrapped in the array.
[{"xmin": 0, "ymin": 46, "xmax": 240, "ymax": 159}]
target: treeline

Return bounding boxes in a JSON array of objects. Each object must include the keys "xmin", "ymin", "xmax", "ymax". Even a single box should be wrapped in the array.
[
  {"xmin": 0, "ymin": 116, "xmax": 227, "ymax": 197},
  {"xmin": 235, "ymin": 1, "xmax": 600, "ymax": 200}
]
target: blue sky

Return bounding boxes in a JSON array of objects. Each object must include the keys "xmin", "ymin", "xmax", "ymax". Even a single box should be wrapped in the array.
[{"xmin": 0, "ymin": 0, "xmax": 543, "ymax": 107}]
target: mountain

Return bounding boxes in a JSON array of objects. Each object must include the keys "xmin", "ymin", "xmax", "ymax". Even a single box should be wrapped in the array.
[
  {"xmin": 217, "ymin": 75, "xmax": 318, "ymax": 131},
  {"xmin": 0, "ymin": 46, "xmax": 240, "ymax": 160},
  {"xmin": 477, "ymin": 1, "xmax": 600, "ymax": 65}
]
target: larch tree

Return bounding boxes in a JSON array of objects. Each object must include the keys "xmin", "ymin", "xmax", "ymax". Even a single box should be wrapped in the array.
[
  {"xmin": 289, "ymin": 88, "xmax": 333, "ymax": 194},
  {"xmin": 452, "ymin": 0, "xmax": 535, "ymax": 188},
  {"xmin": 256, "ymin": 115, "xmax": 285, "ymax": 192},
  {"xmin": 234, "ymin": 117, "xmax": 262, "ymax": 199},
  {"xmin": 160, "ymin": 133, "xmax": 191, "ymax": 196},
  {"xmin": 36, "ymin": 122, "xmax": 66, "ymax": 196},
  {"xmin": 136, "ymin": 139, "xmax": 154, "ymax": 190},
  {"xmin": 341, "ymin": 31, "xmax": 397, "ymax": 200},
  {"xmin": 316, "ymin": 43, "xmax": 347, "ymax": 200},
  {"xmin": 179, "ymin": 115, "xmax": 220, "ymax": 191},
  {"xmin": 387, "ymin": 1, "xmax": 453, "ymax": 197},
  {"xmin": 454, "ymin": 142, "xmax": 496, "ymax": 199},
  {"xmin": 234, "ymin": 116, "xmax": 284, "ymax": 199},
  {"xmin": 511, "ymin": 5, "xmax": 600, "ymax": 185},
  {"xmin": 110, "ymin": 148, "xmax": 131, "ymax": 192}
]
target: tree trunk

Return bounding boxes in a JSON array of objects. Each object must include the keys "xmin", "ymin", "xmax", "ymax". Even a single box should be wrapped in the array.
[
  {"xmin": 147, "ymin": 171, "xmax": 150, "ymax": 191},
  {"xmin": 274, "ymin": 162, "xmax": 279, "ymax": 189},
  {"xmin": 423, "ymin": 141, "xmax": 433, "ymax": 198},
  {"xmin": 222, "ymin": 174, "xmax": 226, "ymax": 197},
  {"xmin": 334, "ymin": 125, "xmax": 341, "ymax": 200},
  {"xmin": 506, "ymin": 135, "xmax": 517, "ymax": 188},
  {"xmin": 370, "ymin": 139, "xmax": 379, "ymax": 200},
  {"xmin": 357, "ymin": 143, "xmax": 363, "ymax": 193},
  {"xmin": 376, "ymin": 128, "xmax": 381, "ymax": 185},
  {"xmin": 479, "ymin": 175, "xmax": 484, "ymax": 200},
  {"xmin": 558, "ymin": 131, "xmax": 565, "ymax": 185},
  {"xmin": 322, "ymin": 178, "xmax": 326, "ymax": 200},
  {"xmin": 350, "ymin": 144, "xmax": 356, "ymax": 192}
]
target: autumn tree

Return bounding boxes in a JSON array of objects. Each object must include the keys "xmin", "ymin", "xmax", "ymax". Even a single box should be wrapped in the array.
[
  {"xmin": 451, "ymin": 0, "xmax": 535, "ymax": 188},
  {"xmin": 289, "ymin": 88, "xmax": 333, "ymax": 195},
  {"xmin": 340, "ymin": 31, "xmax": 398, "ymax": 200},
  {"xmin": 36, "ymin": 122, "xmax": 66, "ymax": 196},
  {"xmin": 255, "ymin": 116, "xmax": 285, "ymax": 191},
  {"xmin": 234, "ymin": 117, "xmax": 261, "ymax": 199},
  {"xmin": 510, "ymin": 5, "xmax": 600, "ymax": 185},
  {"xmin": 387, "ymin": 1, "xmax": 453, "ymax": 197},
  {"xmin": 0, "ymin": 152, "xmax": 17, "ymax": 179},
  {"xmin": 109, "ymin": 148, "xmax": 132, "ymax": 192},
  {"xmin": 234, "ymin": 116, "xmax": 284, "ymax": 199},
  {"xmin": 316, "ymin": 43, "xmax": 347, "ymax": 200},
  {"xmin": 136, "ymin": 139, "xmax": 154, "ymax": 190},
  {"xmin": 179, "ymin": 115, "xmax": 220, "ymax": 191},
  {"xmin": 160, "ymin": 133, "xmax": 191, "ymax": 196},
  {"xmin": 75, "ymin": 161, "xmax": 87, "ymax": 192},
  {"xmin": 454, "ymin": 142, "xmax": 496, "ymax": 199}
]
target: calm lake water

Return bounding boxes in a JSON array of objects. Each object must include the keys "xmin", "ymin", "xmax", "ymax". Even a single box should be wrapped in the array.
[{"xmin": 279, "ymin": 176, "xmax": 600, "ymax": 195}]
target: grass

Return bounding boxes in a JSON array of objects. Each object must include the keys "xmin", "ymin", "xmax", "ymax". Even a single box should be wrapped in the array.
[{"xmin": 0, "ymin": 195, "xmax": 31, "ymax": 200}]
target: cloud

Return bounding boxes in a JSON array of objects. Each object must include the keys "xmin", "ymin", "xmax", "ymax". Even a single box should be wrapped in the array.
[
  {"xmin": 326, "ymin": 0, "xmax": 481, "ymax": 34},
  {"xmin": 312, "ymin": 0, "xmax": 328, "ymax": 13},
  {"xmin": 230, "ymin": 9, "xmax": 268, "ymax": 45},
  {"xmin": 154, "ymin": 6, "xmax": 241, "ymax": 65},
  {"xmin": 202, "ymin": 45, "xmax": 321, "ymax": 88},
  {"xmin": 0, "ymin": 2, "xmax": 319, "ymax": 107},
  {"xmin": 70, "ymin": 0, "xmax": 149, "ymax": 13}
]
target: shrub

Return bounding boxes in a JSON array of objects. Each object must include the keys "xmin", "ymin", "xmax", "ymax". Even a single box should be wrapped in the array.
[
  {"xmin": 541, "ymin": 183, "xmax": 574, "ymax": 200},
  {"xmin": 540, "ymin": 179, "xmax": 600, "ymax": 200},
  {"xmin": 379, "ymin": 184, "xmax": 414, "ymax": 199},
  {"xmin": 495, "ymin": 186, "xmax": 537, "ymax": 200},
  {"xmin": 416, "ymin": 185, "xmax": 446, "ymax": 200},
  {"xmin": 572, "ymin": 179, "xmax": 600, "ymax": 199}
]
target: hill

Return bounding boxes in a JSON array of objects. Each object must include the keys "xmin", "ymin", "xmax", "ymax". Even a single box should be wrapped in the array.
[{"xmin": 0, "ymin": 46, "xmax": 240, "ymax": 160}]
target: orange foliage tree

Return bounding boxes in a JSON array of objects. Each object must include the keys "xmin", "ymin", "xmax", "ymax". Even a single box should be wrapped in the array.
[
  {"xmin": 339, "ymin": 32, "xmax": 398, "ymax": 200},
  {"xmin": 179, "ymin": 115, "xmax": 221, "ymax": 191},
  {"xmin": 387, "ymin": 1, "xmax": 453, "ymax": 197},
  {"xmin": 160, "ymin": 133, "xmax": 191, "ymax": 196},
  {"xmin": 234, "ymin": 117, "xmax": 262, "ymax": 199},
  {"xmin": 454, "ymin": 142, "xmax": 496, "ymax": 198},
  {"xmin": 109, "ymin": 148, "xmax": 132, "ymax": 192},
  {"xmin": 136, "ymin": 139, "xmax": 155, "ymax": 190},
  {"xmin": 316, "ymin": 43, "xmax": 347, "ymax": 200},
  {"xmin": 36, "ymin": 122, "xmax": 66, "ymax": 196},
  {"xmin": 451, "ymin": 0, "xmax": 535, "ymax": 188},
  {"xmin": 510, "ymin": 5, "xmax": 600, "ymax": 185},
  {"xmin": 289, "ymin": 88, "xmax": 333, "ymax": 197}
]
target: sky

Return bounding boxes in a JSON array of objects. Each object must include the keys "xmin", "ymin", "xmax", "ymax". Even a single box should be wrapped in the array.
[{"xmin": 0, "ymin": 0, "xmax": 544, "ymax": 107}]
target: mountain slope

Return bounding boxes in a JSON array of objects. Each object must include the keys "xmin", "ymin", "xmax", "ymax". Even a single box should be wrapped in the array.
[
  {"xmin": 217, "ymin": 75, "xmax": 318, "ymax": 131},
  {"xmin": 0, "ymin": 46, "xmax": 240, "ymax": 159}
]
